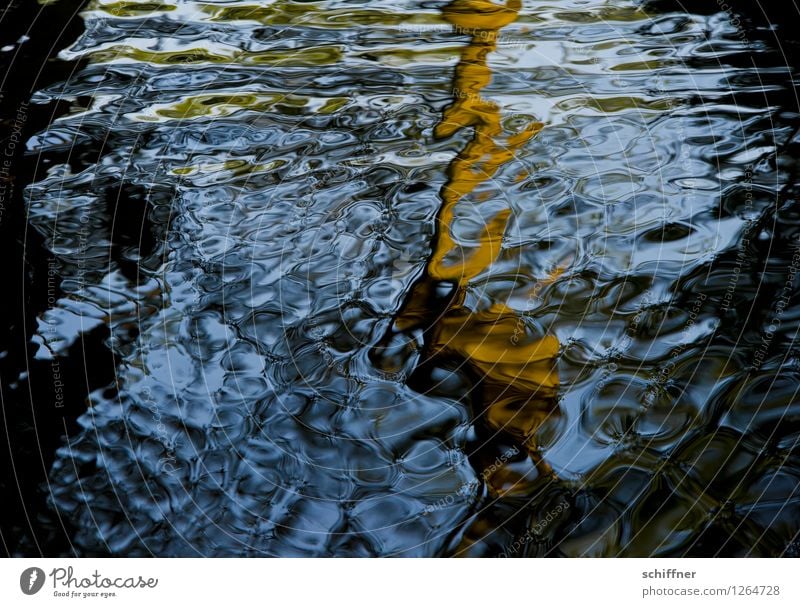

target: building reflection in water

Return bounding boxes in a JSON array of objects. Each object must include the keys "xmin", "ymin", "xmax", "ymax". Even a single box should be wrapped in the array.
[{"xmin": 373, "ymin": 0, "xmax": 567, "ymax": 554}]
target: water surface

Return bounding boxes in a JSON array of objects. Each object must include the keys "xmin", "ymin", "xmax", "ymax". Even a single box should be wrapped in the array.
[{"xmin": 8, "ymin": 0, "xmax": 800, "ymax": 555}]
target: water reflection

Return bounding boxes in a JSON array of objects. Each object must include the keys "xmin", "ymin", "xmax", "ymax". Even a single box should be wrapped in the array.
[
  {"xmin": 10, "ymin": 0, "xmax": 800, "ymax": 556},
  {"xmin": 372, "ymin": 0, "xmax": 563, "ymax": 553}
]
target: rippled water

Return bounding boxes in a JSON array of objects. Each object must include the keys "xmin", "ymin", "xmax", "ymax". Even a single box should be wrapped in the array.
[{"xmin": 5, "ymin": 0, "xmax": 800, "ymax": 555}]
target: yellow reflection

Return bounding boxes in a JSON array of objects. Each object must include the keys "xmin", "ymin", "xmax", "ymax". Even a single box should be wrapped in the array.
[
  {"xmin": 392, "ymin": 0, "xmax": 561, "ymax": 486},
  {"xmin": 131, "ymin": 92, "xmax": 348, "ymax": 122},
  {"xmin": 86, "ymin": 1, "xmax": 177, "ymax": 17},
  {"xmin": 200, "ymin": 2, "xmax": 440, "ymax": 29},
  {"xmin": 86, "ymin": 44, "xmax": 342, "ymax": 67}
]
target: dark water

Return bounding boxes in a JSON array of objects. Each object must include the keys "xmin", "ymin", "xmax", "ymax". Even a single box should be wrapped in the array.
[{"xmin": 2, "ymin": 0, "xmax": 800, "ymax": 556}]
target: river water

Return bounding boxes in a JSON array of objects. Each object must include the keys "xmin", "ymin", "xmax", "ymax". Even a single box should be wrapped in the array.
[{"xmin": 5, "ymin": 0, "xmax": 800, "ymax": 555}]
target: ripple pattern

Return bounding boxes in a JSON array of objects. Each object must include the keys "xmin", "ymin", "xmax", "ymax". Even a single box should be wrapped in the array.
[{"xmin": 21, "ymin": 0, "xmax": 800, "ymax": 556}]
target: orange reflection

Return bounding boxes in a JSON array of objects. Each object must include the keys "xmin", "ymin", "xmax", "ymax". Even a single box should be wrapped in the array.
[
  {"xmin": 381, "ymin": 0, "xmax": 561, "ymax": 514},
  {"xmin": 431, "ymin": 0, "xmax": 542, "ymax": 284}
]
